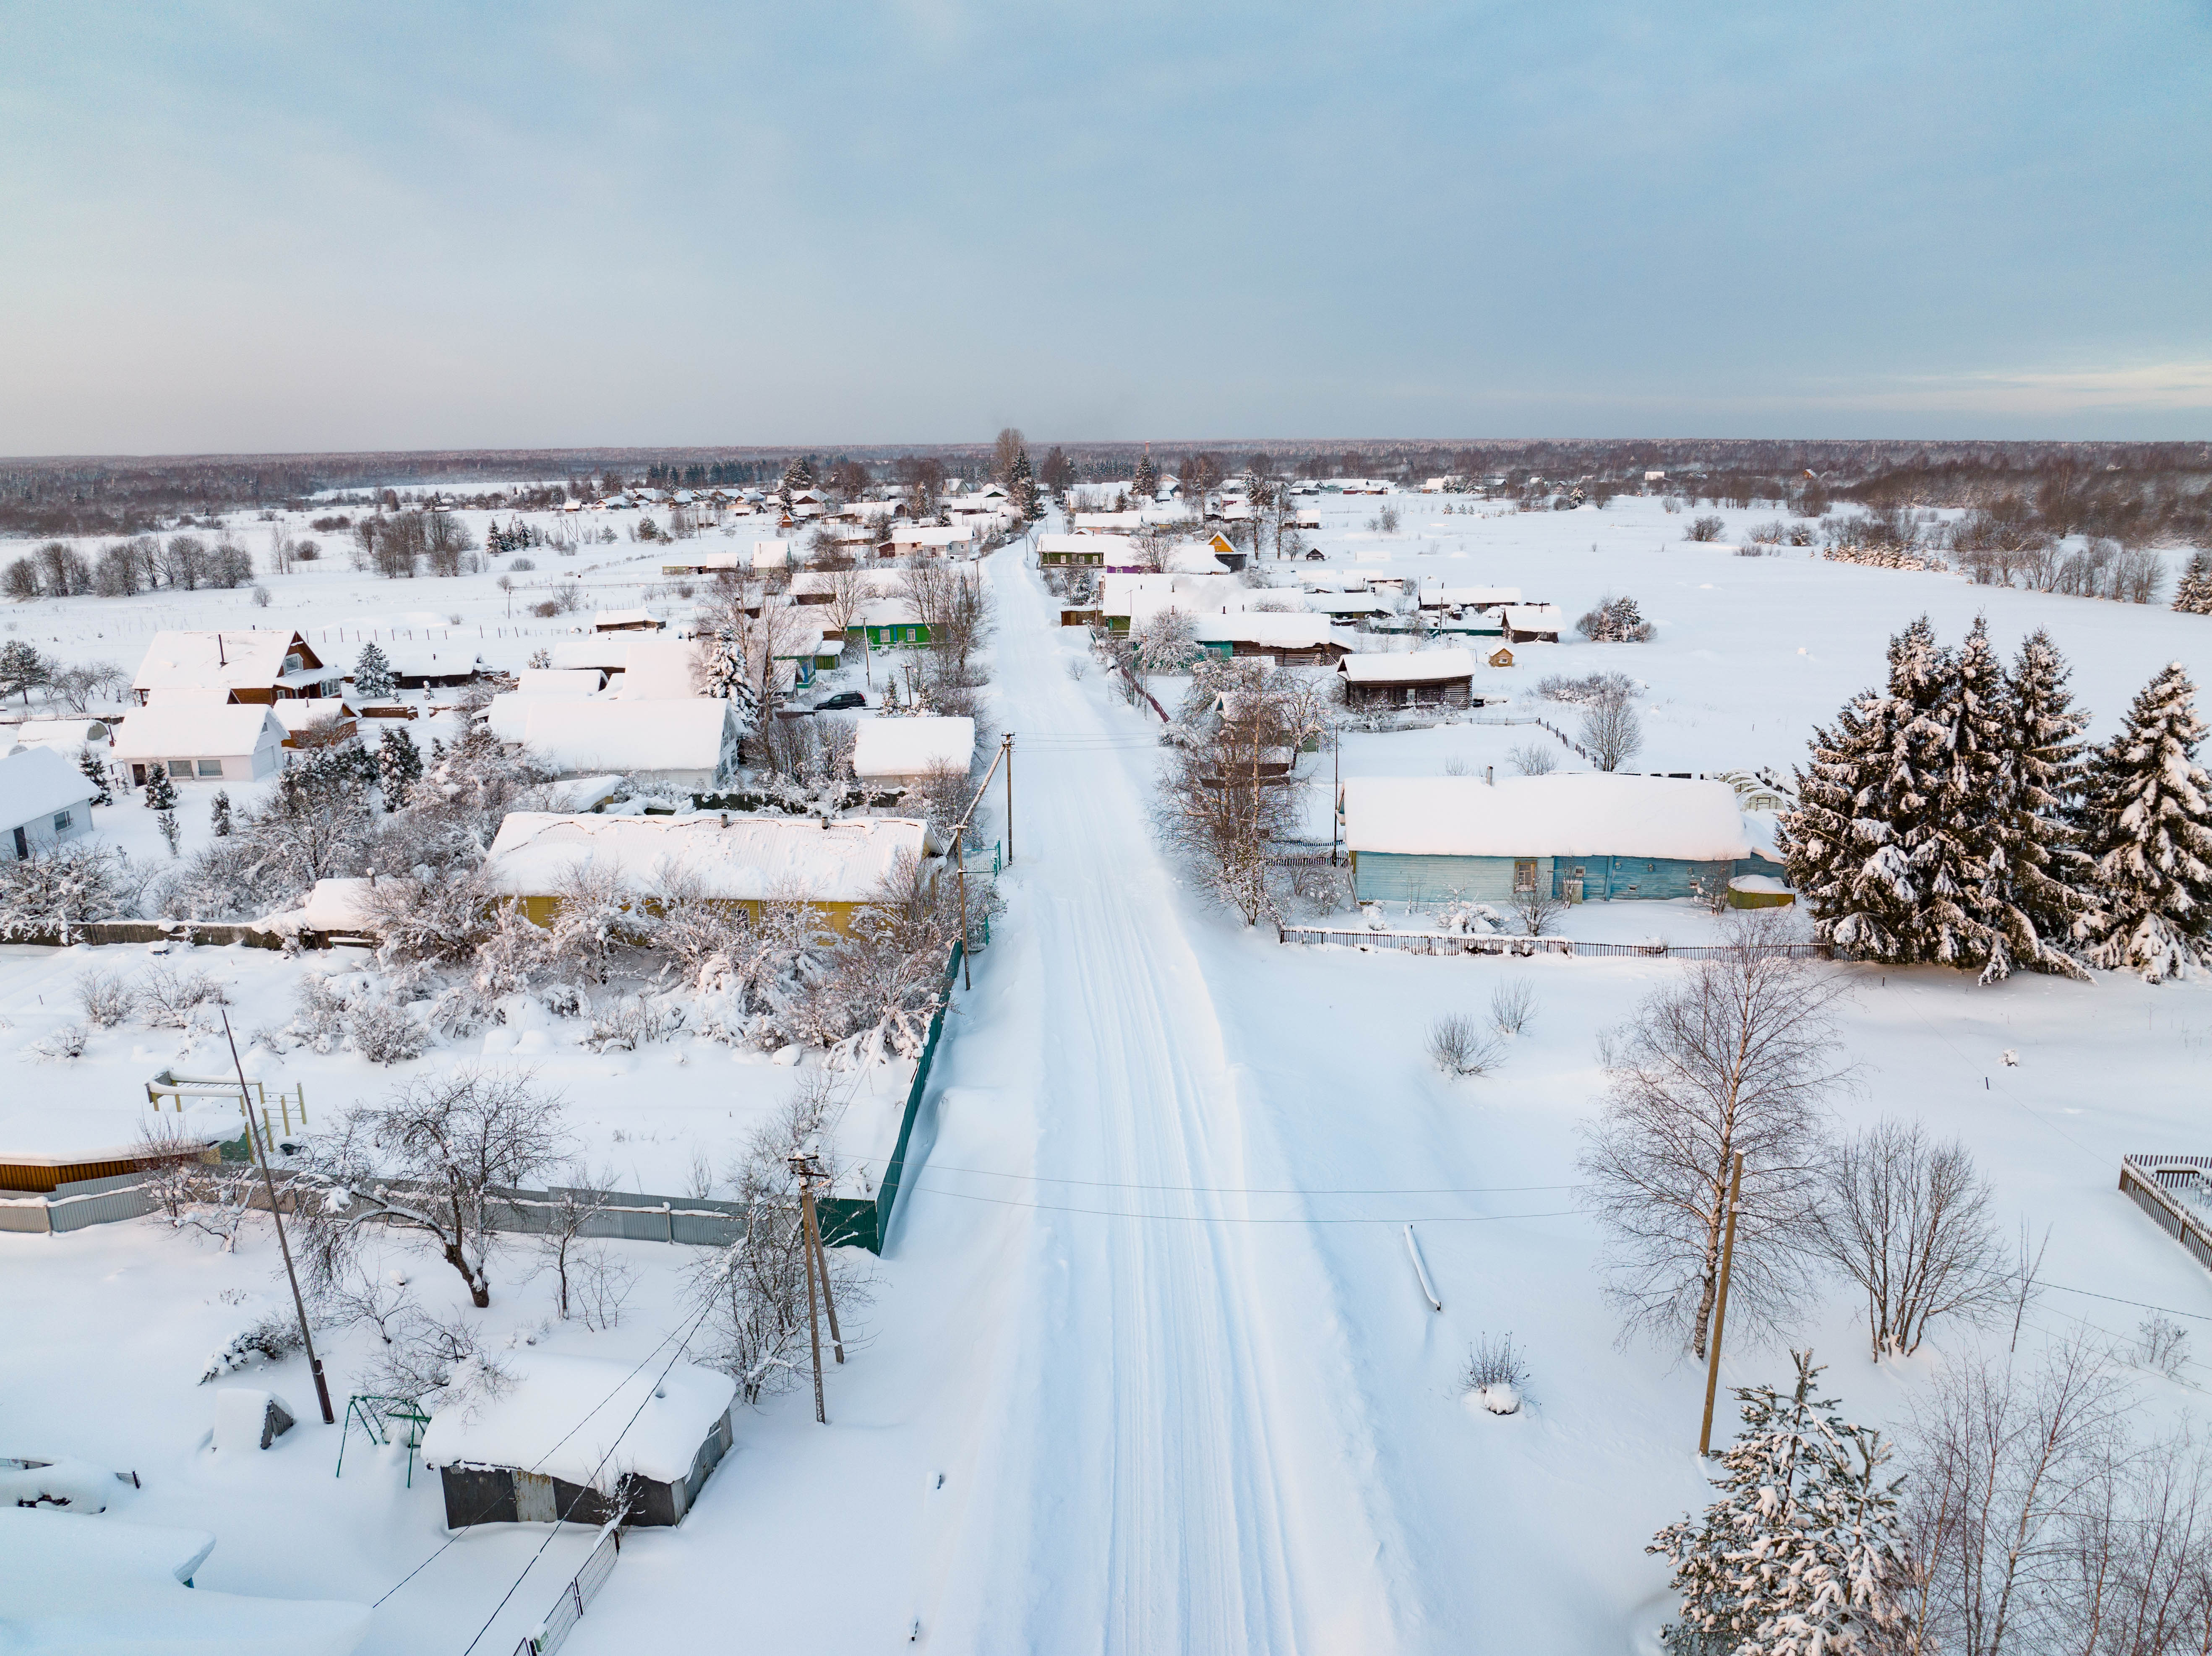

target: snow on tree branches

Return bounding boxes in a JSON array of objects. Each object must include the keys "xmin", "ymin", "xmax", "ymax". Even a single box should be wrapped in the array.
[
  {"xmin": 1649, "ymin": 1351, "xmax": 1907, "ymax": 1656},
  {"xmin": 352, "ymin": 640, "xmax": 395, "ymax": 701},
  {"xmin": 2078, "ymin": 661, "xmax": 2212, "ymax": 981},
  {"xmin": 1576, "ymin": 594, "xmax": 1654, "ymax": 643}
]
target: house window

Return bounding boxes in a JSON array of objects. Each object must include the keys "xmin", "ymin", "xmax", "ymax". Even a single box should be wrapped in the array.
[
  {"xmin": 52, "ymin": 810, "xmax": 72, "ymax": 832},
  {"xmin": 168, "ymin": 759, "xmax": 194, "ymax": 778},
  {"xmin": 198, "ymin": 759, "xmax": 224, "ymax": 777},
  {"xmin": 1513, "ymin": 859, "xmax": 1537, "ymax": 893}
]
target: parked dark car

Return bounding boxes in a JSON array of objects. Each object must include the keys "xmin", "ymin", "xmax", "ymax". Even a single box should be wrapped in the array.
[{"xmin": 812, "ymin": 690, "xmax": 868, "ymax": 711}]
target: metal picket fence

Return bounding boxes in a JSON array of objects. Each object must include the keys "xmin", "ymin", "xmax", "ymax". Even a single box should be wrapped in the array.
[
  {"xmin": 512, "ymin": 1526, "xmax": 622, "ymax": 1656},
  {"xmin": 1276, "ymin": 924, "xmax": 1831, "ymax": 962},
  {"xmin": 2119, "ymin": 1155, "xmax": 2212, "ymax": 1278}
]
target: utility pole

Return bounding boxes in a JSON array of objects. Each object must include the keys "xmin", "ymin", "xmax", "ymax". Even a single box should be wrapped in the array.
[
  {"xmin": 222, "ymin": 1010, "xmax": 334, "ymax": 1425},
  {"xmin": 1002, "ymin": 733, "xmax": 1014, "ymax": 864},
  {"xmin": 1330, "ymin": 729, "xmax": 1341, "ymax": 867},
  {"xmin": 1698, "ymin": 1151, "xmax": 1745, "ymax": 1456},
  {"xmin": 955, "ymin": 822, "xmax": 971, "ymax": 991},
  {"xmin": 790, "ymin": 1153, "xmax": 844, "ymax": 1364},
  {"xmin": 789, "ymin": 1153, "xmax": 829, "ymax": 1425}
]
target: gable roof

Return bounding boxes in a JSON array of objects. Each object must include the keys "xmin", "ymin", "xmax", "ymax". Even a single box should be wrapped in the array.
[
  {"xmin": 519, "ymin": 698, "xmax": 738, "ymax": 775},
  {"xmin": 616, "ymin": 638, "xmax": 701, "ymax": 700},
  {"xmin": 1189, "ymin": 613, "xmax": 1342, "ymax": 649},
  {"xmin": 131, "ymin": 630, "xmax": 318, "ymax": 695},
  {"xmin": 0, "ymin": 745, "xmax": 93, "ymax": 826},
  {"xmin": 110, "ymin": 704, "xmax": 286, "ymax": 761},
  {"xmin": 1338, "ymin": 648, "xmax": 1477, "ymax": 684},
  {"xmin": 1343, "ymin": 775, "xmax": 1751, "ymax": 861}
]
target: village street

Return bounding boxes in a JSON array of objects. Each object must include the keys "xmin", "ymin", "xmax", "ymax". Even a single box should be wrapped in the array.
[{"xmin": 891, "ymin": 547, "xmax": 1416, "ymax": 1652}]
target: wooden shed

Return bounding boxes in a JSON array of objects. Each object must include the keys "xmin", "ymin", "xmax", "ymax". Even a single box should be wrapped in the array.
[
  {"xmin": 423, "ymin": 1356, "xmax": 736, "ymax": 1530},
  {"xmin": 1338, "ymin": 649, "xmax": 1477, "ymax": 711}
]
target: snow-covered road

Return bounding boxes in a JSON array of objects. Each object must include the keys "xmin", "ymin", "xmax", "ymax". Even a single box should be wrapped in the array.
[{"xmin": 907, "ymin": 548, "xmax": 1410, "ymax": 1652}]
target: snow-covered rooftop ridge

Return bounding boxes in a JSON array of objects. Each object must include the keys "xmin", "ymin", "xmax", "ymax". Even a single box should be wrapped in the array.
[
  {"xmin": 0, "ymin": 744, "xmax": 94, "ymax": 825},
  {"xmin": 515, "ymin": 669, "xmax": 604, "ymax": 696},
  {"xmin": 1190, "ymin": 612, "xmax": 1342, "ymax": 648},
  {"xmin": 1339, "ymin": 649, "xmax": 1477, "ymax": 683},
  {"xmin": 853, "ymin": 715, "xmax": 975, "ymax": 779},
  {"xmin": 593, "ymin": 608, "xmax": 663, "ymax": 628},
  {"xmin": 109, "ymin": 703, "xmax": 285, "ymax": 760},
  {"xmin": 616, "ymin": 637, "xmax": 701, "ymax": 700},
  {"xmin": 483, "ymin": 812, "xmax": 929, "ymax": 904},
  {"xmin": 1343, "ymin": 774, "xmax": 1754, "ymax": 860},
  {"xmin": 1423, "ymin": 586, "xmax": 1522, "ymax": 607}
]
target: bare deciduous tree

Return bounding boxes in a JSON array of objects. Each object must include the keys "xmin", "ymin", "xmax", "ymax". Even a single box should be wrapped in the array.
[
  {"xmin": 293, "ymin": 1068, "xmax": 569, "ymax": 1308},
  {"xmin": 1582, "ymin": 690, "xmax": 1644, "ymax": 772},
  {"xmin": 1577, "ymin": 912, "xmax": 1849, "ymax": 1357},
  {"xmin": 1818, "ymin": 1118, "xmax": 2006, "ymax": 1359}
]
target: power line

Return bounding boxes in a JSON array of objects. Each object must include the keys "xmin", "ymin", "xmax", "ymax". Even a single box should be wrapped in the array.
[
  {"xmin": 845, "ymin": 1152, "xmax": 1579, "ymax": 1198},
  {"xmin": 903, "ymin": 1183, "xmax": 1582, "ymax": 1226},
  {"xmin": 456, "ymin": 1295, "xmax": 722, "ymax": 1655}
]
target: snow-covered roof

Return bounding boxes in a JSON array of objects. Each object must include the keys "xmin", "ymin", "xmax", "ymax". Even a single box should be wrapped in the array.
[
  {"xmin": 301, "ymin": 877, "xmax": 410, "ymax": 931},
  {"xmin": 131, "ymin": 630, "xmax": 316, "ymax": 695},
  {"xmin": 1307, "ymin": 594, "xmax": 1387, "ymax": 615},
  {"xmin": 146, "ymin": 686, "xmax": 232, "ymax": 708},
  {"xmin": 421, "ymin": 1354, "xmax": 733, "ymax": 1490},
  {"xmin": 1073, "ymin": 511, "xmax": 1143, "ymax": 531},
  {"xmin": 269, "ymin": 698, "xmax": 353, "ymax": 735},
  {"xmin": 549, "ymin": 637, "xmax": 638, "ymax": 672},
  {"xmin": 594, "ymin": 608, "xmax": 664, "ymax": 630},
  {"xmin": 1422, "ymin": 586, "xmax": 1522, "ymax": 608},
  {"xmin": 484, "ymin": 812, "xmax": 930, "ymax": 905},
  {"xmin": 1038, "ymin": 533, "xmax": 1125, "ymax": 556},
  {"xmin": 853, "ymin": 599, "xmax": 922, "ymax": 628},
  {"xmin": 1339, "ymin": 649, "xmax": 1477, "ymax": 684},
  {"xmin": 520, "ymin": 698, "xmax": 738, "ymax": 776},
  {"xmin": 888, "ymin": 524, "xmax": 974, "ymax": 547},
  {"xmin": 1163, "ymin": 542, "xmax": 1228, "ymax": 575},
  {"xmin": 1099, "ymin": 573, "xmax": 1175, "ymax": 613},
  {"xmin": 0, "ymin": 745, "xmax": 93, "ymax": 827},
  {"xmin": 110, "ymin": 705, "xmax": 286, "ymax": 762},
  {"xmin": 751, "ymin": 541, "xmax": 793, "ymax": 568},
  {"xmin": 1190, "ymin": 614, "xmax": 1341, "ymax": 649},
  {"xmin": 7, "ymin": 717, "xmax": 112, "ymax": 748},
  {"xmin": 853, "ymin": 716, "xmax": 975, "ymax": 780},
  {"xmin": 0, "ymin": 1508, "xmax": 370, "ymax": 1655},
  {"xmin": 617, "ymin": 638, "xmax": 702, "ymax": 700},
  {"xmin": 516, "ymin": 669, "xmax": 604, "ymax": 696},
  {"xmin": 1343, "ymin": 775, "xmax": 1753, "ymax": 861},
  {"xmin": 1502, "ymin": 604, "xmax": 1564, "ymax": 631},
  {"xmin": 362, "ymin": 643, "xmax": 477, "ymax": 679}
]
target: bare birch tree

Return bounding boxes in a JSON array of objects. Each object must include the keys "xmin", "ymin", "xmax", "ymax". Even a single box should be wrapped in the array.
[{"xmin": 1577, "ymin": 911, "xmax": 1849, "ymax": 1357}]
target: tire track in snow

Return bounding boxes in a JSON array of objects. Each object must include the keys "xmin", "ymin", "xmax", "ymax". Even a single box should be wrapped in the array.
[{"xmin": 920, "ymin": 552, "xmax": 1405, "ymax": 1653}]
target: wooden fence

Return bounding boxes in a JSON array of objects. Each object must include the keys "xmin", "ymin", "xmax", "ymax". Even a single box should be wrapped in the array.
[{"xmin": 2119, "ymin": 1155, "xmax": 2212, "ymax": 1278}]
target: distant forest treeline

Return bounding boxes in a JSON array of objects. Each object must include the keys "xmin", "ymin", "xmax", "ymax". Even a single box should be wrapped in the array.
[{"xmin": 3, "ymin": 439, "xmax": 2208, "ymax": 546}]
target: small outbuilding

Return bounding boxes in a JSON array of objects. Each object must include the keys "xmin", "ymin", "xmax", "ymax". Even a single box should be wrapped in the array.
[
  {"xmin": 422, "ymin": 1356, "xmax": 736, "ymax": 1530},
  {"xmin": 853, "ymin": 716, "xmax": 975, "ymax": 790},
  {"xmin": 1501, "ymin": 604, "xmax": 1563, "ymax": 644},
  {"xmin": 111, "ymin": 704, "xmax": 287, "ymax": 786},
  {"xmin": 594, "ymin": 608, "xmax": 666, "ymax": 633},
  {"xmin": 0, "ymin": 745, "xmax": 94, "ymax": 863},
  {"xmin": 1338, "ymin": 648, "xmax": 1478, "ymax": 711}
]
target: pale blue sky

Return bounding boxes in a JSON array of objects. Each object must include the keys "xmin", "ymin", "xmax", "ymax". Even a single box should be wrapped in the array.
[{"xmin": 2, "ymin": 1, "xmax": 2206, "ymax": 452}]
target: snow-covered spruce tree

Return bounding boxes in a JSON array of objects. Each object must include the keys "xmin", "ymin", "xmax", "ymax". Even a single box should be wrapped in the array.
[
  {"xmin": 777, "ymin": 456, "xmax": 814, "ymax": 513},
  {"xmin": 1978, "ymin": 629, "xmax": 2095, "ymax": 977},
  {"xmin": 209, "ymin": 790, "xmax": 232, "ymax": 838},
  {"xmin": 1914, "ymin": 617, "xmax": 2005, "ymax": 976},
  {"xmin": 1133, "ymin": 449, "xmax": 1160, "ymax": 502},
  {"xmin": 1780, "ymin": 617, "xmax": 1957, "ymax": 962},
  {"xmin": 2172, "ymin": 551, "xmax": 2212, "ymax": 616},
  {"xmin": 2078, "ymin": 661, "xmax": 2212, "ymax": 981},
  {"xmin": 352, "ymin": 640, "xmax": 395, "ymax": 701},
  {"xmin": 1009, "ymin": 448, "xmax": 1043, "ymax": 521},
  {"xmin": 376, "ymin": 724, "xmax": 423, "ymax": 810},
  {"xmin": 76, "ymin": 745, "xmax": 110, "ymax": 807},
  {"xmin": 1649, "ymin": 1351, "xmax": 1908, "ymax": 1656}
]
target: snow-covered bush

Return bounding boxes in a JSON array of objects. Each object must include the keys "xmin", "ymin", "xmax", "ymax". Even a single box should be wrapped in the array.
[
  {"xmin": 1576, "ymin": 595, "xmax": 1653, "ymax": 643},
  {"xmin": 1682, "ymin": 515, "xmax": 1725, "ymax": 542},
  {"xmin": 0, "ymin": 841, "xmax": 135, "ymax": 937},
  {"xmin": 2136, "ymin": 1314, "xmax": 2189, "ymax": 1380},
  {"xmin": 1428, "ymin": 1013, "xmax": 1502, "ymax": 1077},
  {"xmin": 348, "ymin": 995, "xmax": 427, "ymax": 1065},
  {"xmin": 136, "ymin": 966, "xmax": 227, "ymax": 1028},
  {"xmin": 585, "ymin": 994, "xmax": 685, "ymax": 1052},
  {"xmin": 1534, "ymin": 669, "xmax": 1636, "ymax": 706},
  {"xmin": 31, "ymin": 1021, "xmax": 88, "ymax": 1060},
  {"xmin": 287, "ymin": 972, "xmax": 350, "ymax": 1053},
  {"xmin": 1507, "ymin": 741, "xmax": 1557, "ymax": 776},
  {"xmin": 200, "ymin": 1306, "xmax": 305, "ymax": 1383},
  {"xmin": 154, "ymin": 836, "xmax": 266, "ymax": 920},
  {"xmin": 1490, "ymin": 977, "xmax": 1535, "ymax": 1035},
  {"xmin": 75, "ymin": 967, "xmax": 134, "ymax": 1028},
  {"xmin": 1465, "ymin": 1333, "xmax": 1529, "ymax": 1413}
]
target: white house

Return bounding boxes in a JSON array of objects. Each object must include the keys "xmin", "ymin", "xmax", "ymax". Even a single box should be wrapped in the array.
[
  {"xmin": 0, "ymin": 746, "xmax": 94, "ymax": 862},
  {"xmin": 111, "ymin": 704, "xmax": 287, "ymax": 786},
  {"xmin": 519, "ymin": 698, "xmax": 741, "ymax": 790},
  {"xmin": 853, "ymin": 716, "xmax": 975, "ymax": 789}
]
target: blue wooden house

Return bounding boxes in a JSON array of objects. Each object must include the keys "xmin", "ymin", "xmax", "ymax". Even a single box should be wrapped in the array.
[{"xmin": 1342, "ymin": 774, "xmax": 1787, "ymax": 904}]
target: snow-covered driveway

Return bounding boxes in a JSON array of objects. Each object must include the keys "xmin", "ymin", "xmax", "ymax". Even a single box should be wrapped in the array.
[{"xmin": 907, "ymin": 548, "xmax": 1409, "ymax": 1653}]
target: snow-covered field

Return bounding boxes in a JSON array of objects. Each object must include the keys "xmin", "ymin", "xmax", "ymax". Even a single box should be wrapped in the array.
[{"xmin": 5, "ymin": 492, "xmax": 2212, "ymax": 1652}]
